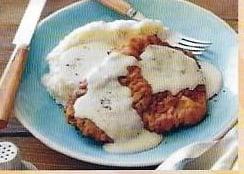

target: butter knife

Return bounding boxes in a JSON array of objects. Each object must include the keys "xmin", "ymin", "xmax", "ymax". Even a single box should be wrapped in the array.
[{"xmin": 0, "ymin": 0, "xmax": 47, "ymax": 129}]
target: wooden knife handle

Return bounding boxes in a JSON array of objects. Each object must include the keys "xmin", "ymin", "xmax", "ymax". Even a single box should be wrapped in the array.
[
  {"xmin": 98, "ymin": 0, "xmax": 134, "ymax": 17},
  {"xmin": 0, "ymin": 46, "xmax": 28, "ymax": 129}
]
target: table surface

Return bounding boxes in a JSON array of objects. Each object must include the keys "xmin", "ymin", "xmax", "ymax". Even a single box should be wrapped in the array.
[{"xmin": 0, "ymin": 0, "xmax": 238, "ymax": 170}]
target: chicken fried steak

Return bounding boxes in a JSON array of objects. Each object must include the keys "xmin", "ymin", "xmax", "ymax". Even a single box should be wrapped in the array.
[{"xmin": 65, "ymin": 34, "xmax": 207, "ymax": 143}]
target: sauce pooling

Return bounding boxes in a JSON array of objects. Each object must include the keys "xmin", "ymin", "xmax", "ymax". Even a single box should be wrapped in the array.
[
  {"xmin": 199, "ymin": 61, "xmax": 222, "ymax": 99},
  {"xmin": 103, "ymin": 130, "xmax": 162, "ymax": 154}
]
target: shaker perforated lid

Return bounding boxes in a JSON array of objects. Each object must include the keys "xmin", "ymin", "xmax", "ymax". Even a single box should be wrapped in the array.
[{"xmin": 0, "ymin": 142, "xmax": 36, "ymax": 170}]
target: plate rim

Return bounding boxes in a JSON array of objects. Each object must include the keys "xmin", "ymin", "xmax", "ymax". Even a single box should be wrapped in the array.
[{"xmin": 15, "ymin": 0, "xmax": 238, "ymax": 167}]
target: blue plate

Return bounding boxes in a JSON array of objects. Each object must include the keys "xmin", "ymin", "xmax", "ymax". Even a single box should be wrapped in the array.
[{"xmin": 15, "ymin": 0, "xmax": 238, "ymax": 167}]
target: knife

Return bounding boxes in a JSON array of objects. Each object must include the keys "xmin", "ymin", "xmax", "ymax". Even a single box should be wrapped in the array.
[{"xmin": 0, "ymin": 0, "xmax": 47, "ymax": 129}]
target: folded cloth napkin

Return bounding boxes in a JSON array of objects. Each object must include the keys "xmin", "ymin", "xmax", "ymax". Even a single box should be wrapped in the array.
[{"xmin": 156, "ymin": 126, "xmax": 238, "ymax": 170}]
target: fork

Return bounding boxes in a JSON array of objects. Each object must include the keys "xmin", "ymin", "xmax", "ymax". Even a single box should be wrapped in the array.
[{"xmin": 98, "ymin": 0, "xmax": 212, "ymax": 55}]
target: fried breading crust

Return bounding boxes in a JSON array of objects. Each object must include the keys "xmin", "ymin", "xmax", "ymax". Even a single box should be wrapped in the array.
[
  {"xmin": 65, "ymin": 81, "xmax": 113, "ymax": 143},
  {"xmin": 65, "ymin": 34, "xmax": 207, "ymax": 143},
  {"xmin": 119, "ymin": 34, "xmax": 166, "ymax": 59},
  {"xmin": 119, "ymin": 71, "xmax": 207, "ymax": 133},
  {"xmin": 118, "ymin": 66, "xmax": 153, "ymax": 115},
  {"xmin": 119, "ymin": 35, "xmax": 207, "ymax": 133},
  {"xmin": 65, "ymin": 35, "xmax": 164, "ymax": 143},
  {"xmin": 119, "ymin": 34, "xmax": 195, "ymax": 59},
  {"xmin": 142, "ymin": 85, "xmax": 207, "ymax": 133}
]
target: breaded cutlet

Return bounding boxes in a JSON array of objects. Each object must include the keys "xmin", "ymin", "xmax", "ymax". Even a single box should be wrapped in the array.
[
  {"xmin": 119, "ymin": 35, "xmax": 207, "ymax": 133},
  {"xmin": 65, "ymin": 35, "xmax": 207, "ymax": 143}
]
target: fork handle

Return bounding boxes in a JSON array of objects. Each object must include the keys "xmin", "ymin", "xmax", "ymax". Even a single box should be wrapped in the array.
[
  {"xmin": 97, "ymin": 0, "xmax": 137, "ymax": 17},
  {"xmin": 0, "ymin": 45, "xmax": 28, "ymax": 129}
]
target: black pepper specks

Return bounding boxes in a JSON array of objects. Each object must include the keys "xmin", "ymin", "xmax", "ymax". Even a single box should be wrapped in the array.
[
  {"xmin": 100, "ymin": 98, "xmax": 112, "ymax": 111},
  {"xmin": 209, "ymin": 93, "xmax": 218, "ymax": 101},
  {"xmin": 107, "ymin": 50, "xmax": 112, "ymax": 55}
]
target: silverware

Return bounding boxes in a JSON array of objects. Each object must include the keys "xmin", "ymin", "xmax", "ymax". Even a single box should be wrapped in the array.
[
  {"xmin": 98, "ymin": 0, "xmax": 212, "ymax": 55},
  {"xmin": 0, "ymin": 0, "xmax": 47, "ymax": 129},
  {"xmin": 156, "ymin": 127, "xmax": 237, "ymax": 170}
]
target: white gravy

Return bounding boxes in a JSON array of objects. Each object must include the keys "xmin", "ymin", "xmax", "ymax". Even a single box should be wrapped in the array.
[
  {"xmin": 73, "ymin": 46, "xmax": 207, "ymax": 153},
  {"xmin": 73, "ymin": 52, "xmax": 163, "ymax": 153},
  {"xmin": 140, "ymin": 45, "xmax": 205, "ymax": 95},
  {"xmin": 42, "ymin": 42, "xmax": 111, "ymax": 104},
  {"xmin": 42, "ymin": 20, "xmax": 166, "ymax": 104},
  {"xmin": 103, "ymin": 130, "xmax": 162, "ymax": 154},
  {"xmin": 199, "ymin": 61, "xmax": 222, "ymax": 98}
]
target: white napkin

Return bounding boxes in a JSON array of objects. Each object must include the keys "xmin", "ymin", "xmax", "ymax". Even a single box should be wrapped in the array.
[{"xmin": 156, "ymin": 127, "xmax": 238, "ymax": 170}]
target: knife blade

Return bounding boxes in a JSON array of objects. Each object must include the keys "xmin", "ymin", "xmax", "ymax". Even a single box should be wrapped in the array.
[
  {"xmin": 13, "ymin": 0, "xmax": 47, "ymax": 46},
  {"xmin": 0, "ymin": 0, "xmax": 47, "ymax": 129}
]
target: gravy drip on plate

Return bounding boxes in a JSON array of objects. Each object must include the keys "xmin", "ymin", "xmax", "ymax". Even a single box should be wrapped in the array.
[
  {"xmin": 199, "ymin": 61, "xmax": 222, "ymax": 99},
  {"xmin": 103, "ymin": 130, "xmax": 162, "ymax": 154}
]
